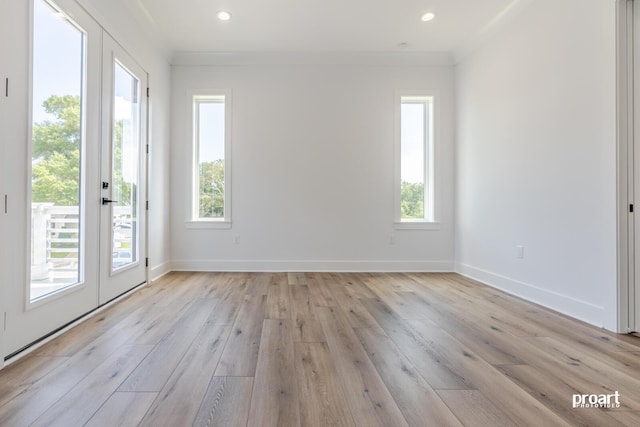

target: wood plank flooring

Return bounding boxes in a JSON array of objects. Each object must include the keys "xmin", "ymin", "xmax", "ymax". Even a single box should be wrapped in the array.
[{"xmin": 1, "ymin": 272, "xmax": 640, "ymax": 426}]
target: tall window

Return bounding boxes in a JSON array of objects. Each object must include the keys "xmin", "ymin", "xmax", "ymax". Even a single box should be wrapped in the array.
[
  {"xmin": 30, "ymin": 0, "xmax": 86, "ymax": 300},
  {"xmin": 396, "ymin": 93, "xmax": 435, "ymax": 226},
  {"xmin": 192, "ymin": 93, "xmax": 231, "ymax": 226}
]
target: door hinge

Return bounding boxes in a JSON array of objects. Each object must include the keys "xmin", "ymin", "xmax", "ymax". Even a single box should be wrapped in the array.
[
  {"xmin": 146, "ymin": 144, "xmax": 149, "ymax": 154},
  {"xmin": 147, "ymin": 87, "xmax": 149, "ymax": 98},
  {"xmin": 631, "ymin": 204, "xmax": 634, "ymax": 213},
  {"xmin": 4, "ymin": 194, "xmax": 7, "ymax": 214},
  {"xmin": 5, "ymin": 78, "xmax": 8, "ymax": 97},
  {"xmin": 146, "ymin": 200, "xmax": 149, "ymax": 210},
  {"xmin": 145, "ymin": 257, "xmax": 149, "ymax": 267}
]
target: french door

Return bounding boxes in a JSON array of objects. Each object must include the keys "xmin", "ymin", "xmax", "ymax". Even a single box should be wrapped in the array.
[
  {"xmin": 1, "ymin": 0, "xmax": 147, "ymax": 359},
  {"xmin": 627, "ymin": 2, "xmax": 640, "ymax": 333},
  {"xmin": 3, "ymin": 0, "xmax": 102, "ymax": 357},
  {"xmin": 100, "ymin": 35, "xmax": 147, "ymax": 304}
]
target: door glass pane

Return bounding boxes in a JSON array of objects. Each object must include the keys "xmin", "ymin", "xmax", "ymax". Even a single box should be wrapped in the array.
[
  {"xmin": 30, "ymin": 0, "xmax": 85, "ymax": 300},
  {"xmin": 111, "ymin": 63, "xmax": 140, "ymax": 271}
]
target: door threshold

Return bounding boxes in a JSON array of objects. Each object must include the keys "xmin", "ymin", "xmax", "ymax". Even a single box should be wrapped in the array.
[{"xmin": 4, "ymin": 281, "xmax": 147, "ymax": 365}]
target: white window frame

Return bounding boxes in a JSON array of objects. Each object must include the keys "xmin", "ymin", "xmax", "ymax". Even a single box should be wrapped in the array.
[
  {"xmin": 394, "ymin": 90, "xmax": 440, "ymax": 230},
  {"xmin": 27, "ymin": 0, "xmax": 90, "ymax": 306},
  {"xmin": 187, "ymin": 89, "xmax": 232, "ymax": 229}
]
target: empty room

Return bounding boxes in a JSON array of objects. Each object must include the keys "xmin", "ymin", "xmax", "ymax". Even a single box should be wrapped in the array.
[{"xmin": 1, "ymin": 0, "xmax": 639, "ymax": 425}]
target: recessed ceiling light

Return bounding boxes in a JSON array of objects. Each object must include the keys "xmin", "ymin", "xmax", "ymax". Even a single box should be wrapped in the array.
[
  {"xmin": 421, "ymin": 12, "xmax": 435, "ymax": 22},
  {"xmin": 217, "ymin": 10, "xmax": 232, "ymax": 21}
]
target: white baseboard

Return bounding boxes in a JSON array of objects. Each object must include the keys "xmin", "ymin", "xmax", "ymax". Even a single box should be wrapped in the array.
[
  {"xmin": 171, "ymin": 259, "xmax": 454, "ymax": 272},
  {"xmin": 455, "ymin": 262, "xmax": 606, "ymax": 329},
  {"xmin": 150, "ymin": 261, "xmax": 172, "ymax": 281}
]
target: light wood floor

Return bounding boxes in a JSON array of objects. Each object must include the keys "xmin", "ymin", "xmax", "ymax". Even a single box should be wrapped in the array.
[{"xmin": 1, "ymin": 272, "xmax": 640, "ymax": 426}]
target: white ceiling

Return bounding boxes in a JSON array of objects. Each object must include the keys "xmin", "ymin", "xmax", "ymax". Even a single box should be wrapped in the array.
[{"xmin": 137, "ymin": 0, "xmax": 517, "ymax": 55}]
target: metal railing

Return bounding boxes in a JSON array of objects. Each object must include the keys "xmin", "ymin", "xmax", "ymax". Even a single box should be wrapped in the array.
[{"xmin": 31, "ymin": 203, "xmax": 133, "ymax": 282}]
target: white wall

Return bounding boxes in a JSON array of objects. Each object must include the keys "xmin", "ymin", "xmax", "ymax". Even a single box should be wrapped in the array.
[
  {"xmin": 78, "ymin": 0, "xmax": 173, "ymax": 280},
  {"xmin": 455, "ymin": 0, "xmax": 618, "ymax": 330},
  {"xmin": 171, "ymin": 55, "xmax": 455, "ymax": 271}
]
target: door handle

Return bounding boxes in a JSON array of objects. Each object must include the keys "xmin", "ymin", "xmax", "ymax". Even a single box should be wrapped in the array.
[{"xmin": 102, "ymin": 197, "xmax": 118, "ymax": 205}]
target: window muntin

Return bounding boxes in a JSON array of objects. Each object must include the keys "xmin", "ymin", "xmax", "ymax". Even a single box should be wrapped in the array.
[
  {"xmin": 399, "ymin": 95, "xmax": 434, "ymax": 223},
  {"xmin": 192, "ymin": 95, "xmax": 230, "ymax": 223}
]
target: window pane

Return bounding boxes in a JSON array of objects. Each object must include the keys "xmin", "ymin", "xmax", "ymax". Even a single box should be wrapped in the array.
[
  {"xmin": 111, "ymin": 63, "xmax": 140, "ymax": 271},
  {"xmin": 196, "ymin": 99, "xmax": 225, "ymax": 219},
  {"xmin": 30, "ymin": 0, "xmax": 85, "ymax": 300},
  {"xmin": 400, "ymin": 101, "xmax": 426, "ymax": 220}
]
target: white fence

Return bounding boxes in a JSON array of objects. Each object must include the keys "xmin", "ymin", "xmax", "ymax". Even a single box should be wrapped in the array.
[{"xmin": 31, "ymin": 203, "xmax": 133, "ymax": 281}]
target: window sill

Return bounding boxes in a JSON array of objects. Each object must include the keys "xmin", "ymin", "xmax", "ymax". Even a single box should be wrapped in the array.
[
  {"xmin": 394, "ymin": 221, "xmax": 441, "ymax": 230},
  {"xmin": 185, "ymin": 220, "xmax": 232, "ymax": 230}
]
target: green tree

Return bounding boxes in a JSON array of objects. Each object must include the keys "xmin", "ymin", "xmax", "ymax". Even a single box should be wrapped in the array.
[
  {"xmin": 32, "ymin": 95, "xmax": 136, "ymax": 207},
  {"xmin": 32, "ymin": 151, "xmax": 80, "ymax": 205},
  {"xmin": 199, "ymin": 159, "xmax": 224, "ymax": 218},
  {"xmin": 33, "ymin": 95, "xmax": 81, "ymax": 159},
  {"xmin": 32, "ymin": 95, "xmax": 80, "ymax": 205},
  {"xmin": 401, "ymin": 181, "xmax": 425, "ymax": 219}
]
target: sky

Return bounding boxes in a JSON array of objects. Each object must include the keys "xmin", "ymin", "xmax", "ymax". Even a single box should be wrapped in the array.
[
  {"xmin": 401, "ymin": 103, "xmax": 426, "ymax": 184},
  {"xmin": 32, "ymin": 0, "xmax": 83, "ymax": 123},
  {"xmin": 198, "ymin": 102, "xmax": 225, "ymax": 163},
  {"xmin": 114, "ymin": 63, "xmax": 139, "ymax": 184}
]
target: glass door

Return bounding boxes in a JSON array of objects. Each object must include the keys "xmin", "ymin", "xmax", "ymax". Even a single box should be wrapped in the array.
[
  {"xmin": 4, "ymin": 0, "xmax": 101, "ymax": 355},
  {"xmin": 635, "ymin": 0, "xmax": 640, "ymax": 334},
  {"xmin": 99, "ymin": 35, "xmax": 147, "ymax": 303}
]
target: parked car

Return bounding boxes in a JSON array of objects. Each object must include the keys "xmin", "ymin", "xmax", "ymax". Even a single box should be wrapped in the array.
[{"xmin": 112, "ymin": 250, "xmax": 132, "ymax": 268}]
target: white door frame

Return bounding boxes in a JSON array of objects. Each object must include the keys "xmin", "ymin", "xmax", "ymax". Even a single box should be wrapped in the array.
[
  {"xmin": 5, "ymin": 0, "xmax": 102, "ymax": 356},
  {"xmin": 99, "ymin": 33, "xmax": 148, "ymax": 304},
  {"xmin": 618, "ymin": 0, "xmax": 638, "ymax": 334},
  {"xmin": 0, "ymin": 0, "xmax": 11, "ymax": 370},
  {"xmin": 0, "ymin": 0, "xmax": 30, "ymax": 370}
]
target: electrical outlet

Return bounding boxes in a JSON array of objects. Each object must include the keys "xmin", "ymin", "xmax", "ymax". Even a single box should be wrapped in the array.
[
  {"xmin": 516, "ymin": 245, "xmax": 524, "ymax": 259},
  {"xmin": 389, "ymin": 235, "xmax": 396, "ymax": 245},
  {"xmin": 235, "ymin": 234, "xmax": 241, "ymax": 245}
]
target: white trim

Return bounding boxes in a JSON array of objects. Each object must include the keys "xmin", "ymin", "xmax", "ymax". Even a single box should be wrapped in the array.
[
  {"xmin": 27, "ymin": 282, "xmax": 87, "ymax": 311},
  {"xmin": 171, "ymin": 259, "xmax": 454, "ymax": 273},
  {"xmin": 185, "ymin": 220, "xmax": 232, "ymax": 229},
  {"xmin": 393, "ymin": 221, "xmax": 441, "ymax": 230},
  {"xmin": 149, "ymin": 261, "xmax": 171, "ymax": 282},
  {"xmin": 188, "ymin": 89, "xmax": 232, "ymax": 224},
  {"xmin": 171, "ymin": 51, "xmax": 454, "ymax": 67},
  {"xmin": 617, "ymin": 0, "xmax": 634, "ymax": 333},
  {"xmin": 394, "ymin": 90, "xmax": 439, "ymax": 225},
  {"xmin": 456, "ymin": 263, "xmax": 607, "ymax": 330},
  {"xmin": 633, "ymin": 0, "xmax": 640, "ymax": 334}
]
